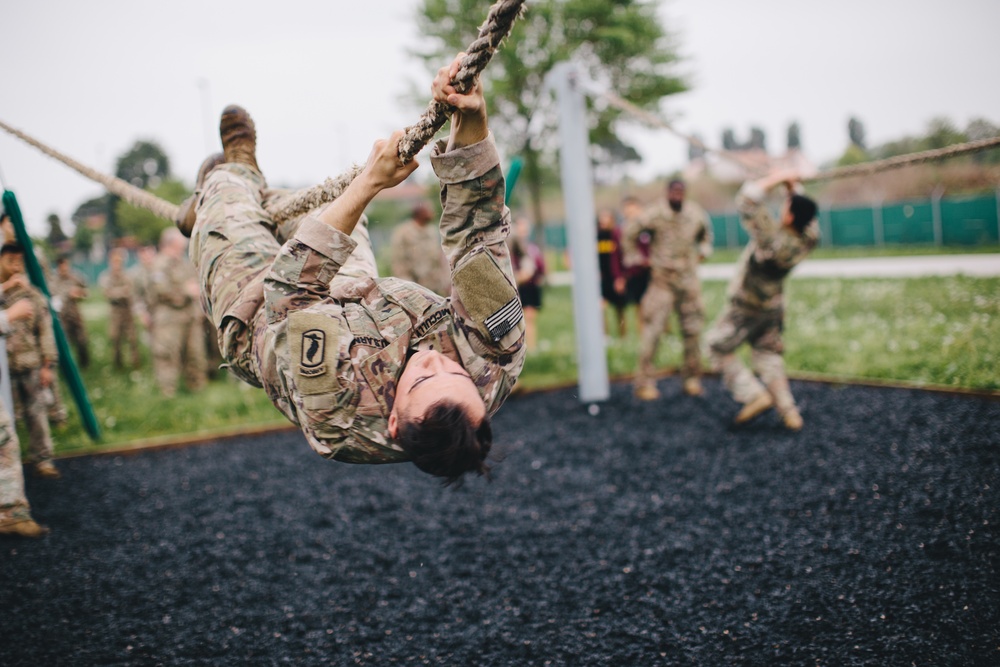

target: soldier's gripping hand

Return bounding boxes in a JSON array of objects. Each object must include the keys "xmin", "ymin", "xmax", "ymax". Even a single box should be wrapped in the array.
[{"xmin": 432, "ymin": 52, "xmax": 488, "ymax": 149}]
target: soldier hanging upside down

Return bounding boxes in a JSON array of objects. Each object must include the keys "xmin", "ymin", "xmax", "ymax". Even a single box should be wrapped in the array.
[{"xmin": 181, "ymin": 54, "xmax": 525, "ymax": 484}]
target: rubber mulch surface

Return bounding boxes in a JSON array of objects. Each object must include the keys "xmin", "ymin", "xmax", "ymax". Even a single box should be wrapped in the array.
[{"xmin": 2, "ymin": 378, "xmax": 998, "ymax": 666}]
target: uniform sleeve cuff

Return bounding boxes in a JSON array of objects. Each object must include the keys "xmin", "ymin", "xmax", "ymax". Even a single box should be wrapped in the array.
[
  {"xmin": 431, "ymin": 132, "xmax": 500, "ymax": 184},
  {"xmin": 292, "ymin": 215, "xmax": 359, "ymax": 266}
]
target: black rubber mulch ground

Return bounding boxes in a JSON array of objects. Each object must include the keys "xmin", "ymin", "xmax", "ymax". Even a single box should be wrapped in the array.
[{"xmin": 2, "ymin": 378, "xmax": 998, "ymax": 666}]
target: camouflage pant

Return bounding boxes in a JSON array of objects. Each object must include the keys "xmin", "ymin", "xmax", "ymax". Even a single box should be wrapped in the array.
[
  {"xmin": 151, "ymin": 304, "xmax": 207, "ymax": 397},
  {"xmin": 109, "ymin": 304, "xmax": 141, "ymax": 368},
  {"xmin": 636, "ymin": 270, "xmax": 704, "ymax": 386},
  {"xmin": 706, "ymin": 301, "xmax": 795, "ymax": 413},
  {"xmin": 0, "ymin": 401, "xmax": 32, "ymax": 527},
  {"xmin": 189, "ymin": 164, "xmax": 377, "ymax": 386},
  {"xmin": 60, "ymin": 305, "xmax": 89, "ymax": 368},
  {"xmin": 11, "ymin": 368, "xmax": 54, "ymax": 464}
]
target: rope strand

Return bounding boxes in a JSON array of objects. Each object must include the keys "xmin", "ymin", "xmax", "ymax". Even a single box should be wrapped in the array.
[{"xmin": 0, "ymin": 118, "xmax": 180, "ymax": 221}]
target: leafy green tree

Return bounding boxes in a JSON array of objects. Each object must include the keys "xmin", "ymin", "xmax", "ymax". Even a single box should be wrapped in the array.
[
  {"xmin": 966, "ymin": 117, "xmax": 1000, "ymax": 164},
  {"xmin": 72, "ymin": 195, "xmax": 111, "ymax": 253},
  {"xmin": 46, "ymin": 213, "xmax": 68, "ymax": 246},
  {"xmin": 848, "ymin": 116, "xmax": 866, "ymax": 150},
  {"xmin": 115, "ymin": 140, "xmax": 171, "ymax": 189},
  {"xmin": 115, "ymin": 179, "xmax": 190, "ymax": 246},
  {"xmin": 415, "ymin": 0, "xmax": 687, "ymax": 224},
  {"xmin": 923, "ymin": 116, "xmax": 966, "ymax": 150}
]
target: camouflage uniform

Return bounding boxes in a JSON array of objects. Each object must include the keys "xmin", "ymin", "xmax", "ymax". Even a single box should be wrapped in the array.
[
  {"xmin": 0, "ymin": 310, "xmax": 34, "ymax": 528},
  {"xmin": 52, "ymin": 265, "xmax": 89, "ymax": 368},
  {"xmin": 1, "ymin": 282, "xmax": 58, "ymax": 465},
  {"xmin": 624, "ymin": 201, "xmax": 713, "ymax": 388},
  {"xmin": 189, "ymin": 135, "xmax": 524, "ymax": 465},
  {"xmin": 149, "ymin": 254, "xmax": 207, "ymax": 396},
  {"xmin": 390, "ymin": 218, "xmax": 451, "ymax": 297},
  {"xmin": 99, "ymin": 265, "xmax": 141, "ymax": 369},
  {"xmin": 706, "ymin": 181, "xmax": 820, "ymax": 414}
]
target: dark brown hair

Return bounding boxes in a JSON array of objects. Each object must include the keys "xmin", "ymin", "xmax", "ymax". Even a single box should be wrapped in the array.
[
  {"xmin": 789, "ymin": 194, "xmax": 818, "ymax": 233},
  {"xmin": 397, "ymin": 402, "xmax": 492, "ymax": 486}
]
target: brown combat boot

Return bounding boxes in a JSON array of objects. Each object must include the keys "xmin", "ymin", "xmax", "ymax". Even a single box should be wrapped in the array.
[
  {"xmin": 682, "ymin": 377, "xmax": 704, "ymax": 397},
  {"xmin": 220, "ymin": 105, "xmax": 260, "ymax": 172},
  {"xmin": 733, "ymin": 392, "xmax": 774, "ymax": 425},
  {"xmin": 0, "ymin": 519, "xmax": 50, "ymax": 538},
  {"xmin": 33, "ymin": 460, "xmax": 61, "ymax": 479},
  {"xmin": 634, "ymin": 383, "xmax": 661, "ymax": 401},
  {"xmin": 175, "ymin": 152, "xmax": 225, "ymax": 238},
  {"xmin": 782, "ymin": 407, "xmax": 804, "ymax": 431}
]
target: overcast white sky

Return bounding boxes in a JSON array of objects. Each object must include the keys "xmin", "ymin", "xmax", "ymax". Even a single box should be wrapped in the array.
[{"xmin": 1, "ymin": 0, "xmax": 998, "ymax": 235}]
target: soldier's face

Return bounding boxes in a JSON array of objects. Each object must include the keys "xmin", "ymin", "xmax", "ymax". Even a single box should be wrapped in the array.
[
  {"xmin": 0, "ymin": 253, "xmax": 24, "ymax": 277},
  {"xmin": 667, "ymin": 183, "xmax": 685, "ymax": 210},
  {"xmin": 389, "ymin": 350, "xmax": 486, "ymax": 437}
]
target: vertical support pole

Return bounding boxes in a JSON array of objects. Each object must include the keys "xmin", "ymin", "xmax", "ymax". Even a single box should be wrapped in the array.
[
  {"xmin": 873, "ymin": 196, "xmax": 885, "ymax": 246},
  {"xmin": 550, "ymin": 62, "xmax": 609, "ymax": 404},
  {"xmin": 931, "ymin": 185, "xmax": 944, "ymax": 246}
]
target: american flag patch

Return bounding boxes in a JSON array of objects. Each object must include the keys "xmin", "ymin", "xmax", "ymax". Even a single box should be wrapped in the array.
[{"xmin": 484, "ymin": 297, "xmax": 523, "ymax": 342}]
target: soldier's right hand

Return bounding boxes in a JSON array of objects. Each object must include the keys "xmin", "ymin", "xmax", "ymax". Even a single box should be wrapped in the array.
[
  {"xmin": 5, "ymin": 298, "xmax": 34, "ymax": 322},
  {"xmin": 1, "ymin": 273, "xmax": 29, "ymax": 293}
]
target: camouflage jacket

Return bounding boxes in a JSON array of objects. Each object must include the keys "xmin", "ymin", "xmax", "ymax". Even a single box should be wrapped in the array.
[
  {"xmin": 623, "ymin": 201, "xmax": 713, "ymax": 277},
  {"xmin": 389, "ymin": 219, "xmax": 451, "ymax": 296},
  {"xmin": 149, "ymin": 255, "xmax": 197, "ymax": 311},
  {"xmin": 729, "ymin": 181, "xmax": 820, "ymax": 310},
  {"xmin": 0, "ymin": 282, "xmax": 57, "ymax": 373},
  {"xmin": 100, "ymin": 268, "xmax": 134, "ymax": 309},
  {"xmin": 252, "ymin": 134, "xmax": 525, "ymax": 464},
  {"xmin": 51, "ymin": 268, "xmax": 87, "ymax": 314}
]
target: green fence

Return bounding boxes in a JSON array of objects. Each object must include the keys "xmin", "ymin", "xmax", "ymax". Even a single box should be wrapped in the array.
[{"xmin": 708, "ymin": 191, "xmax": 1000, "ymax": 249}]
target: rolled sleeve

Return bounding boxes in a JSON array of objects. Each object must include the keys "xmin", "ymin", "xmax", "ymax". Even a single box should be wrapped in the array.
[{"xmin": 431, "ymin": 133, "xmax": 501, "ymax": 185}]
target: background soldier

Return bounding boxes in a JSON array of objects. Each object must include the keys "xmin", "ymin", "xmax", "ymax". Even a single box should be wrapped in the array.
[
  {"xmin": 390, "ymin": 202, "xmax": 451, "ymax": 297},
  {"xmin": 52, "ymin": 255, "xmax": 90, "ymax": 369},
  {"xmin": 100, "ymin": 247, "xmax": 142, "ymax": 369},
  {"xmin": 620, "ymin": 196, "xmax": 651, "ymax": 337},
  {"xmin": 0, "ymin": 245, "xmax": 60, "ymax": 479},
  {"xmin": 149, "ymin": 228, "xmax": 206, "ymax": 397},
  {"xmin": 624, "ymin": 179, "xmax": 713, "ymax": 400},
  {"xmin": 706, "ymin": 169, "xmax": 819, "ymax": 430},
  {"xmin": 0, "ymin": 298, "xmax": 50, "ymax": 537}
]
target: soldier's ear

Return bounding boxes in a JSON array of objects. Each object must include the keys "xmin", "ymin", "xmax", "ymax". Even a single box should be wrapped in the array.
[{"xmin": 388, "ymin": 411, "xmax": 399, "ymax": 439}]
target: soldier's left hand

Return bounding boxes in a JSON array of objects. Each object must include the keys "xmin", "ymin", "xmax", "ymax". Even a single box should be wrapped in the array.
[{"xmin": 40, "ymin": 366, "xmax": 54, "ymax": 388}]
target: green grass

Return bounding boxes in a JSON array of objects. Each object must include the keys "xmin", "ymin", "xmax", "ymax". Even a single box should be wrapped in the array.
[
  {"xmin": 29, "ymin": 274, "xmax": 1000, "ymax": 456},
  {"xmin": 703, "ymin": 243, "xmax": 1000, "ymax": 265}
]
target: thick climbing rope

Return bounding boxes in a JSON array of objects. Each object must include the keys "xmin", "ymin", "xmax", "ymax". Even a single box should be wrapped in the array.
[
  {"xmin": 801, "ymin": 135, "xmax": 1000, "ymax": 183},
  {"xmin": 0, "ymin": 118, "xmax": 181, "ymax": 221},
  {"xmin": 266, "ymin": 0, "xmax": 526, "ymax": 224},
  {"xmin": 0, "ymin": 0, "xmax": 526, "ymax": 225},
  {"xmin": 599, "ymin": 89, "xmax": 1000, "ymax": 184}
]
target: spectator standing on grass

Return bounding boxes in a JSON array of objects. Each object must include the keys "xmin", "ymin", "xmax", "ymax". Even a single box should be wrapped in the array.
[
  {"xmin": 706, "ymin": 169, "xmax": 819, "ymax": 430},
  {"xmin": 509, "ymin": 215, "xmax": 545, "ymax": 353},
  {"xmin": 620, "ymin": 196, "xmax": 651, "ymax": 337},
  {"xmin": 0, "ymin": 297, "xmax": 51, "ymax": 537},
  {"xmin": 99, "ymin": 247, "xmax": 142, "ymax": 370},
  {"xmin": 390, "ymin": 202, "xmax": 452, "ymax": 297},
  {"xmin": 149, "ymin": 228, "xmax": 206, "ymax": 397},
  {"xmin": 0, "ymin": 245, "xmax": 60, "ymax": 479},
  {"xmin": 597, "ymin": 208, "xmax": 628, "ymax": 338},
  {"xmin": 51, "ymin": 255, "xmax": 90, "ymax": 369},
  {"xmin": 624, "ymin": 179, "xmax": 713, "ymax": 401}
]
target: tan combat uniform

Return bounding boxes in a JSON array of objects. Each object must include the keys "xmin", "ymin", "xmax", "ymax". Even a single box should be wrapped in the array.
[
  {"xmin": 52, "ymin": 266, "xmax": 89, "ymax": 368},
  {"xmin": 624, "ymin": 201, "xmax": 713, "ymax": 389},
  {"xmin": 189, "ymin": 134, "xmax": 525, "ymax": 465},
  {"xmin": 100, "ymin": 265, "xmax": 142, "ymax": 369},
  {"xmin": 1, "ymin": 282, "xmax": 58, "ymax": 465},
  {"xmin": 148, "ymin": 254, "xmax": 207, "ymax": 396},
  {"xmin": 390, "ymin": 218, "xmax": 451, "ymax": 297},
  {"xmin": 0, "ymin": 309, "xmax": 35, "ymax": 528},
  {"xmin": 706, "ymin": 181, "xmax": 820, "ymax": 415}
]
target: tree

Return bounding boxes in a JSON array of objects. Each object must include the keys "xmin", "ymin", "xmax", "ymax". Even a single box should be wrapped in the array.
[
  {"xmin": 923, "ymin": 116, "xmax": 966, "ymax": 150},
  {"xmin": 848, "ymin": 116, "xmax": 866, "ymax": 150},
  {"xmin": 688, "ymin": 133, "xmax": 706, "ymax": 161},
  {"xmin": 71, "ymin": 195, "xmax": 110, "ymax": 254},
  {"xmin": 46, "ymin": 213, "xmax": 68, "ymax": 247},
  {"xmin": 415, "ymin": 0, "xmax": 688, "ymax": 225},
  {"xmin": 749, "ymin": 127, "xmax": 766, "ymax": 151},
  {"xmin": 115, "ymin": 140, "xmax": 171, "ymax": 189},
  {"xmin": 115, "ymin": 179, "xmax": 190, "ymax": 246},
  {"xmin": 786, "ymin": 122, "xmax": 801, "ymax": 151},
  {"xmin": 721, "ymin": 128, "xmax": 736, "ymax": 151},
  {"xmin": 966, "ymin": 117, "xmax": 1000, "ymax": 164}
]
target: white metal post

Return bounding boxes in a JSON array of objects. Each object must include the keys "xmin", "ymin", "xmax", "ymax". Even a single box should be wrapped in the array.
[{"xmin": 550, "ymin": 62, "xmax": 609, "ymax": 404}]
